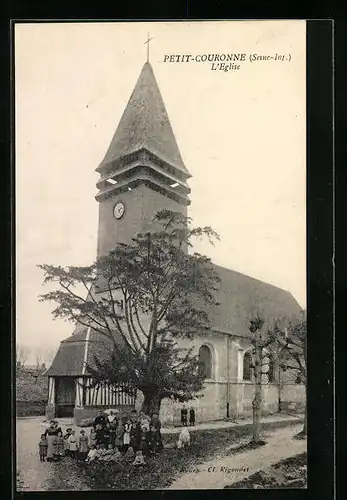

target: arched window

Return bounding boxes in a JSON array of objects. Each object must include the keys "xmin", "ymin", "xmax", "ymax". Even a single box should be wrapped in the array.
[
  {"xmin": 243, "ymin": 352, "xmax": 252, "ymax": 381},
  {"xmin": 268, "ymin": 357, "xmax": 275, "ymax": 383},
  {"xmin": 198, "ymin": 345, "xmax": 212, "ymax": 379}
]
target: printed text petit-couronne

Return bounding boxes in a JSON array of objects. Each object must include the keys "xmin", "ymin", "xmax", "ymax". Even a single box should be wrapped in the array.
[{"xmin": 163, "ymin": 53, "xmax": 291, "ymax": 72}]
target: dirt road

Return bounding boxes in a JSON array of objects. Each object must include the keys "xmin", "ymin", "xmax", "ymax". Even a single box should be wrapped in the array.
[{"xmin": 16, "ymin": 416, "xmax": 89, "ymax": 491}]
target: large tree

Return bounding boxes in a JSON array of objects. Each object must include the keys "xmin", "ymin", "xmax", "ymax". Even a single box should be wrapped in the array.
[
  {"xmin": 39, "ymin": 210, "xmax": 220, "ymax": 415},
  {"xmin": 271, "ymin": 313, "xmax": 307, "ymax": 437}
]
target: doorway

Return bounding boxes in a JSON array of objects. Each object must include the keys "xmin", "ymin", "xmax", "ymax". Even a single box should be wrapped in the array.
[{"xmin": 55, "ymin": 377, "xmax": 76, "ymax": 417}]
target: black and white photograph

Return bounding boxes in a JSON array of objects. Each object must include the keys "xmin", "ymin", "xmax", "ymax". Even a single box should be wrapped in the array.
[{"xmin": 15, "ymin": 20, "xmax": 307, "ymax": 491}]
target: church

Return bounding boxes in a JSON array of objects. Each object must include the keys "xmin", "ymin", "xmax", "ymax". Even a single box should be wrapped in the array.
[{"xmin": 45, "ymin": 60, "xmax": 305, "ymax": 426}]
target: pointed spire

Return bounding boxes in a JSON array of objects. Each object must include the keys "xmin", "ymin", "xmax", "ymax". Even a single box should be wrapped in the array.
[
  {"xmin": 97, "ymin": 62, "xmax": 190, "ymax": 175},
  {"xmin": 144, "ymin": 33, "xmax": 153, "ymax": 63}
]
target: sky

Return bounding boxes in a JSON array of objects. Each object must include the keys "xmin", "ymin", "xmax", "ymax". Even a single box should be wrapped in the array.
[{"xmin": 15, "ymin": 21, "xmax": 306, "ymax": 363}]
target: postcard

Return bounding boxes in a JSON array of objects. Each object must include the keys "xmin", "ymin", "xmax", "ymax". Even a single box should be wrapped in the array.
[{"xmin": 15, "ymin": 20, "xmax": 307, "ymax": 491}]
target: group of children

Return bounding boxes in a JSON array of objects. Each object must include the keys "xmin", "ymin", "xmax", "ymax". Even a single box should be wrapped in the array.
[
  {"xmin": 180, "ymin": 405, "xmax": 196, "ymax": 427},
  {"xmin": 38, "ymin": 423, "xmax": 89, "ymax": 462},
  {"xmin": 38, "ymin": 409, "xmax": 165, "ymax": 466}
]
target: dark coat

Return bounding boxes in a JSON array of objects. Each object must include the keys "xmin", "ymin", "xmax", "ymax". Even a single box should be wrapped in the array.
[
  {"xmin": 94, "ymin": 414, "xmax": 107, "ymax": 428},
  {"xmin": 181, "ymin": 408, "xmax": 188, "ymax": 420},
  {"xmin": 96, "ymin": 428, "xmax": 109, "ymax": 445},
  {"xmin": 130, "ymin": 422, "xmax": 142, "ymax": 450}
]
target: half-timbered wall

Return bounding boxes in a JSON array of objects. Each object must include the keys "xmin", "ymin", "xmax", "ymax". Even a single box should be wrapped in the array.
[
  {"xmin": 76, "ymin": 377, "xmax": 84, "ymax": 407},
  {"xmin": 83, "ymin": 378, "xmax": 136, "ymax": 407}
]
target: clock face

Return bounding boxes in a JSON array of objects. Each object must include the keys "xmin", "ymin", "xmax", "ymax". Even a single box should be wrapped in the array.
[{"xmin": 113, "ymin": 202, "xmax": 125, "ymax": 220}]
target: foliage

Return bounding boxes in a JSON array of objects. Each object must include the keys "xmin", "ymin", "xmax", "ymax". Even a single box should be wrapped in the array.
[
  {"xmin": 276, "ymin": 313, "xmax": 306, "ymax": 384},
  {"xmin": 39, "ymin": 210, "xmax": 220, "ymax": 414},
  {"xmin": 267, "ymin": 312, "xmax": 307, "ymax": 435},
  {"xmin": 16, "ymin": 370, "xmax": 47, "ymax": 403}
]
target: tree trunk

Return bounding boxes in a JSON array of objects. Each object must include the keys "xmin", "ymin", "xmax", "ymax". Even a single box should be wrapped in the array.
[
  {"xmin": 141, "ymin": 391, "xmax": 162, "ymax": 417},
  {"xmin": 295, "ymin": 381, "xmax": 307, "ymax": 439},
  {"xmin": 302, "ymin": 383, "xmax": 307, "ymax": 435},
  {"xmin": 252, "ymin": 345, "xmax": 263, "ymax": 443},
  {"xmin": 302, "ymin": 335, "xmax": 307, "ymax": 436}
]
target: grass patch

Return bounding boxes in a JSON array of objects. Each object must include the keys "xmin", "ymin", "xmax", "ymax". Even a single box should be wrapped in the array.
[
  {"xmin": 225, "ymin": 452, "xmax": 307, "ymax": 489},
  {"xmin": 77, "ymin": 428, "xmax": 248, "ymax": 490},
  {"xmin": 76, "ymin": 419, "xmax": 301, "ymax": 490}
]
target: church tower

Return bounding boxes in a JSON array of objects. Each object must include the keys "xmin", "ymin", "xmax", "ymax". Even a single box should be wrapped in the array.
[{"xmin": 95, "ymin": 62, "xmax": 191, "ymax": 259}]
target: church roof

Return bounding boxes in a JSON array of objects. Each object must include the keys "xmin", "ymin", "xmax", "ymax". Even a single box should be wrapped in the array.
[
  {"xmin": 44, "ymin": 327, "xmax": 116, "ymax": 377},
  {"xmin": 97, "ymin": 62, "xmax": 190, "ymax": 175},
  {"xmin": 207, "ymin": 264, "xmax": 302, "ymax": 336},
  {"xmin": 45, "ymin": 265, "xmax": 302, "ymax": 378}
]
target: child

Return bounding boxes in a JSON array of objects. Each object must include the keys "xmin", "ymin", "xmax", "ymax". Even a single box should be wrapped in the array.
[
  {"xmin": 98, "ymin": 442, "xmax": 107, "ymax": 461},
  {"xmin": 89, "ymin": 427, "xmax": 97, "ymax": 448},
  {"xmin": 139, "ymin": 411, "xmax": 151, "ymax": 433},
  {"xmin": 114, "ymin": 418, "xmax": 124, "ymax": 451},
  {"xmin": 147, "ymin": 425, "xmax": 157, "ymax": 454},
  {"xmin": 132, "ymin": 450, "xmax": 146, "ymax": 466},
  {"xmin": 103, "ymin": 422, "xmax": 111, "ymax": 447},
  {"xmin": 130, "ymin": 418, "xmax": 142, "ymax": 452},
  {"xmin": 64, "ymin": 428, "xmax": 72, "ymax": 457},
  {"xmin": 38, "ymin": 434, "xmax": 48, "ymax": 462},
  {"xmin": 151, "ymin": 413, "xmax": 164, "ymax": 451},
  {"xmin": 78, "ymin": 430, "xmax": 89, "ymax": 461},
  {"xmin": 123, "ymin": 420, "xmax": 131, "ymax": 453},
  {"xmin": 110, "ymin": 446, "xmax": 122, "ymax": 463},
  {"xmin": 54, "ymin": 431, "xmax": 65, "ymax": 461},
  {"xmin": 189, "ymin": 408, "xmax": 196, "ymax": 426},
  {"xmin": 68, "ymin": 430, "xmax": 78, "ymax": 459},
  {"xmin": 85, "ymin": 444, "xmax": 98, "ymax": 463},
  {"xmin": 181, "ymin": 405, "xmax": 188, "ymax": 426},
  {"xmin": 93, "ymin": 443, "xmax": 102, "ymax": 461},
  {"xmin": 100, "ymin": 443, "xmax": 115, "ymax": 462},
  {"xmin": 123, "ymin": 445, "xmax": 135, "ymax": 460},
  {"xmin": 177, "ymin": 427, "xmax": 190, "ymax": 449}
]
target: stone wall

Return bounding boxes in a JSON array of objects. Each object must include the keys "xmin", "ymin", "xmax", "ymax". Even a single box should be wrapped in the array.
[
  {"xmin": 280, "ymin": 384, "xmax": 306, "ymax": 412},
  {"xmin": 159, "ymin": 332, "xmax": 305, "ymax": 424},
  {"xmin": 159, "ymin": 382, "xmax": 226, "ymax": 426},
  {"xmin": 45, "ymin": 404, "xmax": 136, "ymax": 425}
]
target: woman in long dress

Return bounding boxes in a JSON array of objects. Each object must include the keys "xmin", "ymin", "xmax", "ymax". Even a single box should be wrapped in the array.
[{"xmin": 44, "ymin": 421, "xmax": 59, "ymax": 461}]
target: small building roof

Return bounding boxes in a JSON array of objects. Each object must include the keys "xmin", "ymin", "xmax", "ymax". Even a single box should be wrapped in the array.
[
  {"xmin": 44, "ymin": 328, "xmax": 115, "ymax": 377},
  {"xmin": 97, "ymin": 62, "xmax": 190, "ymax": 175}
]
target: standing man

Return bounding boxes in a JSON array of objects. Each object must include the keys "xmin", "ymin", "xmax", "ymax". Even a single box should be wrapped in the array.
[
  {"xmin": 181, "ymin": 404, "xmax": 188, "ymax": 426},
  {"xmin": 93, "ymin": 410, "xmax": 107, "ymax": 429}
]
